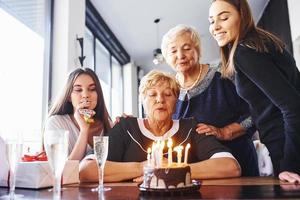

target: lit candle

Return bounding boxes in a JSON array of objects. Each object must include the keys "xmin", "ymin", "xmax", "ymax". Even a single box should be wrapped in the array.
[
  {"xmin": 174, "ymin": 145, "xmax": 183, "ymax": 166},
  {"xmin": 147, "ymin": 147, "xmax": 151, "ymax": 166},
  {"xmin": 167, "ymin": 138, "xmax": 173, "ymax": 167},
  {"xmin": 184, "ymin": 143, "xmax": 191, "ymax": 165},
  {"xmin": 156, "ymin": 140, "xmax": 160, "ymax": 167},
  {"xmin": 159, "ymin": 140, "xmax": 165, "ymax": 167},
  {"xmin": 151, "ymin": 142, "xmax": 156, "ymax": 160}
]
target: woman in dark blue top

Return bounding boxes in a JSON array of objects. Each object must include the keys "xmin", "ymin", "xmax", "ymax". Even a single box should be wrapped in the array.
[
  {"xmin": 209, "ymin": 0, "xmax": 300, "ymax": 183},
  {"xmin": 161, "ymin": 24, "xmax": 259, "ymax": 176}
]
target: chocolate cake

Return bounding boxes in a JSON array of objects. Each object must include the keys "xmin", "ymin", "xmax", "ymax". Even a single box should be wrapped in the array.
[{"xmin": 143, "ymin": 165, "xmax": 192, "ymax": 189}]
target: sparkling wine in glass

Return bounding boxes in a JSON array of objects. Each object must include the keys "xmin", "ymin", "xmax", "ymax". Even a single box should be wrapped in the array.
[
  {"xmin": 1, "ymin": 138, "xmax": 23, "ymax": 199},
  {"xmin": 43, "ymin": 129, "xmax": 69, "ymax": 199},
  {"xmin": 92, "ymin": 136, "xmax": 111, "ymax": 192}
]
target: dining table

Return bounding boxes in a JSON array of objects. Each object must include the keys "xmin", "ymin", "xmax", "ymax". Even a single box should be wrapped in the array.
[{"xmin": 1, "ymin": 177, "xmax": 300, "ymax": 199}]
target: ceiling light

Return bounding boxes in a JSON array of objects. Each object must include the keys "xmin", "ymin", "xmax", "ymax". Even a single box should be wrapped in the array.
[
  {"xmin": 153, "ymin": 48, "xmax": 164, "ymax": 65},
  {"xmin": 153, "ymin": 18, "xmax": 164, "ymax": 65}
]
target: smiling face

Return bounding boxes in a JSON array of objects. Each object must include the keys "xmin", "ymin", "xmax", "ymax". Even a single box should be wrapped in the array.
[
  {"xmin": 165, "ymin": 32, "xmax": 199, "ymax": 74},
  {"xmin": 209, "ymin": 0, "xmax": 241, "ymax": 47},
  {"xmin": 70, "ymin": 74, "xmax": 98, "ymax": 111},
  {"xmin": 142, "ymin": 81, "xmax": 177, "ymax": 123}
]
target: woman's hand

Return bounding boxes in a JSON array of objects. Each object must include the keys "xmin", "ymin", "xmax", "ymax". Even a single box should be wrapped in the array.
[
  {"xmin": 73, "ymin": 99, "xmax": 101, "ymax": 147},
  {"xmin": 86, "ymin": 119, "xmax": 103, "ymax": 146},
  {"xmin": 196, "ymin": 123, "xmax": 232, "ymax": 140},
  {"xmin": 74, "ymin": 109, "xmax": 90, "ymax": 131},
  {"xmin": 279, "ymin": 171, "xmax": 300, "ymax": 184},
  {"xmin": 133, "ymin": 176, "xmax": 143, "ymax": 183},
  {"xmin": 113, "ymin": 113, "xmax": 133, "ymax": 127},
  {"xmin": 133, "ymin": 160, "xmax": 151, "ymax": 183},
  {"xmin": 74, "ymin": 100, "xmax": 96, "ymax": 131}
]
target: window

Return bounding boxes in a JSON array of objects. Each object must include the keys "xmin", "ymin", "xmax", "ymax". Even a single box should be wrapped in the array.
[
  {"xmin": 84, "ymin": 27, "xmax": 94, "ymax": 70},
  {"xmin": 85, "ymin": 1, "xmax": 130, "ymax": 119},
  {"xmin": 95, "ymin": 39, "xmax": 111, "ymax": 114},
  {"xmin": 111, "ymin": 57, "xmax": 123, "ymax": 119},
  {"xmin": 95, "ymin": 39, "xmax": 111, "ymax": 86},
  {"xmin": 0, "ymin": 1, "xmax": 51, "ymax": 138},
  {"xmin": 84, "ymin": 28, "xmax": 125, "ymax": 119}
]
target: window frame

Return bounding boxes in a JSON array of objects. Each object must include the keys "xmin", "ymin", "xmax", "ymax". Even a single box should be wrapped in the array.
[{"xmin": 85, "ymin": 0, "xmax": 129, "ymax": 117}]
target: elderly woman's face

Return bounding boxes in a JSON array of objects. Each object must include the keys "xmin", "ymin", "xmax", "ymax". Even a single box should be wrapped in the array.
[
  {"xmin": 165, "ymin": 32, "xmax": 199, "ymax": 74},
  {"xmin": 143, "ymin": 81, "xmax": 177, "ymax": 122}
]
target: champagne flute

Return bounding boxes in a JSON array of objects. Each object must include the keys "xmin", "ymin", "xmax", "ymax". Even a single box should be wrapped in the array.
[
  {"xmin": 43, "ymin": 129, "xmax": 69, "ymax": 199},
  {"xmin": 1, "ymin": 137, "xmax": 23, "ymax": 199},
  {"xmin": 91, "ymin": 136, "xmax": 111, "ymax": 192}
]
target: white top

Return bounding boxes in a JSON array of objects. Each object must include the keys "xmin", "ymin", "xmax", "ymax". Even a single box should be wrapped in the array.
[
  {"xmin": 137, "ymin": 118, "xmax": 179, "ymax": 141},
  {"xmin": 45, "ymin": 115, "xmax": 92, "ymax": 158},
  {"xmin": 137, "ymin": 118, "xmax": 235, "ymax": 160}
]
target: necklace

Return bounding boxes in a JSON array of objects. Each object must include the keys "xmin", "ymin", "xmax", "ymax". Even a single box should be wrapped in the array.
[{"xmin": 176, "ymin": 64, "xmax": 203, "ymax": 91}]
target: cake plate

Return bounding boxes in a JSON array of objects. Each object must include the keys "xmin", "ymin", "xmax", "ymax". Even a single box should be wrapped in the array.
[{"xmin": 139, "ymin": 180, "xmax": 201, "ymax": 196}]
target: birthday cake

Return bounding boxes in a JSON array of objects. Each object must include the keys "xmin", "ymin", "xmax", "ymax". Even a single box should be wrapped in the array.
[{"xmin": 143, "ymin": 165, "xmax": 192, "ymax": 189}]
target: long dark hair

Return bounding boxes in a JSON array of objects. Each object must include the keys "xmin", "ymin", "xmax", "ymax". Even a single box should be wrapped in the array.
[
  {"xmin": 48, "ymin": 67, "xmax": 111, "ymax": 133},
  {"xmin": 212, "ymin": 0, "xmax": 284, "ymax": 78}
]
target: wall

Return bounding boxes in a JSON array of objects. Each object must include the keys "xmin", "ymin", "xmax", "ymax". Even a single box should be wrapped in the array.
[
  {"xmin": 123, "ymin": 62, "xmax": 138, "ymax": 116},
  {"xmin": 288, "ymin": 0, "xmax": 300, "ymax": 69},
  {"xmin": 293, "ymin": 37, "xmax": 300, "ymax": 69},
  {"xmin": 51, "ymin": 1, "xmax": 139, "ymax": 116},
  {"xmin": 258, "ymin": 0, "xmax": 293, "ymax": 53}
]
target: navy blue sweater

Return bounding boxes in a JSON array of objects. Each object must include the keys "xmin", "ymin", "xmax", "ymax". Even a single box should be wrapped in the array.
[
  {"xmin": 234, "ymin": 43, "xmax": 300, "ymax": 175},
  {"xmin": 173, "ymin": 67, "xmax": 258, "ymax": 176}
]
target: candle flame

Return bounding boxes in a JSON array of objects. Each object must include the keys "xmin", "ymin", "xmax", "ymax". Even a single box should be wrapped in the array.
[{"xmin": 186, "ymin": 143, "xmax": 191, "ymax": 149}]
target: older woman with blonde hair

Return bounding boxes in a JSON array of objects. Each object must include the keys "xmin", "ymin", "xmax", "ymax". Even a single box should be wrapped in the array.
[
  {"xmin": 161, "ymin": 24, "xmax": 259, "ymax": 176},
  {"xmin": 79, "ymin": 70, "xmax": 240, "ymax": 182}
]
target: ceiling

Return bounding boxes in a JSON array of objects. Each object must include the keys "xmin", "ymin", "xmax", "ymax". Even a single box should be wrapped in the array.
[
  {"xmin": 91, "ymin": 0, "xmax": 269, "ymax": 73},
  {"xmin": 0, "ymin": 0, "xmax": 46, "ymax": 37}
]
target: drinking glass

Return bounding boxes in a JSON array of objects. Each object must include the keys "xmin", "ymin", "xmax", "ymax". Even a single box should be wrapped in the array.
[
  {"xmin": 0, "ymin": 137, "xmax": 23, "ymax": 199},
  {"xmin": 91, "ymin": 136, "xmax": 111, "ymax": 192},
  {"xmin": 43, "ymin": 129, "xmax": 69, "ymax": 199}
]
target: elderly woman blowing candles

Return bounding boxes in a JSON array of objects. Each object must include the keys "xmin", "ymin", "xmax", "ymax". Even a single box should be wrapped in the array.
[{"xmin": 79, "ymin": 70, "xmax": 240, "ymax": 183}]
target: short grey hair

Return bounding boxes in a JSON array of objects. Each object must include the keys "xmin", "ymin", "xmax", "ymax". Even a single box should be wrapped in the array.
[
  {"xmin": 139, "ymin": 70, "xmax": 179, "ymax": 102},
  {"xmin": 161, "ymin": 24, "xmax": 201, "ymax": 59}
]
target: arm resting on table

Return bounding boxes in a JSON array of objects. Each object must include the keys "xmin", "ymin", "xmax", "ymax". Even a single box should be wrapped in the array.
[
  {"xmin": 79, "ymin": 159, "xmax": 98, "ymax": 183},
  {"xmin": 79, "ymin": 159, "xmax": 143, "ymax": 183},
  {"xmin": 190, "ymin": 157, "xmax": 241, "ymax": 179},
  {"xmin": 104, "ymin": 161, "xmax": 143, "ymax": 182}
]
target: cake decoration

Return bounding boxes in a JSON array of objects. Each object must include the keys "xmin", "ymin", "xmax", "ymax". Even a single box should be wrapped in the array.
[{"xmin": 142, "ymin": 139, "xmax": 192, "ymax": 189}]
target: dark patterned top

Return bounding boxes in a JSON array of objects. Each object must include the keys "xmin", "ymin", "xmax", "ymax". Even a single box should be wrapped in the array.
[{"xmin": 106, "ymin": 117, "xmax": 230, "ymax": 164}]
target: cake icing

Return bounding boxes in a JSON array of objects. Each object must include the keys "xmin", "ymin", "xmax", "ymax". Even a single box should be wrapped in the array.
[{"xmin": 143, "ymin": 165, "xmax": 192, "ymax": 189}]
